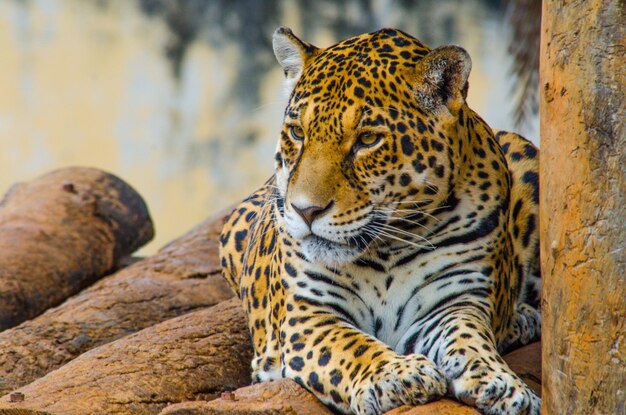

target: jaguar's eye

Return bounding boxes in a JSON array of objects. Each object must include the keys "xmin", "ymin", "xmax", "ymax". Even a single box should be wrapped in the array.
[
  {"xmin": 289, "ymin": 125, "xmax": 305, "ymax": 141},
  {"xmin": 356, "ymin": 132, "xmax": 383, "ymax": 149}
]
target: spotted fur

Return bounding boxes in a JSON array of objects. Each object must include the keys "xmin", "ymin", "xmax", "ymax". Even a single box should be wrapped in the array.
[{"xmin": 220, "ymin": 27, "xmax": 541, "ymax": 415}]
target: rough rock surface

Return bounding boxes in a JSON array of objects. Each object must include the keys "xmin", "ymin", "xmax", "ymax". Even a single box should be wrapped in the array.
[
  {"xmin": 0, "ymin": 209, "xmax": 234, "ymax": 395},
  {"xmin": 0, "ymin": 298, "xmax": 252, "ymax": 415},
  {"xmin": 0, "ymin": 167, "xmax": 154, "ymax": 331}
]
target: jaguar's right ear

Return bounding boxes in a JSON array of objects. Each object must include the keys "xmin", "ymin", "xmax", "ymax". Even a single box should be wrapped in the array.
[{"xmin": 273, "ymin": 27, "xmax": 318, "ymax": 91}]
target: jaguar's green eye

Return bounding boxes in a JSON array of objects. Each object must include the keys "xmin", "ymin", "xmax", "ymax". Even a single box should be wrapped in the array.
[
  {"xmin": 357, "ymin": 132, "xmax": 383, "ymax": 149},
  {"xmin": 289, "ymin": 125, "xmax": 305, "ymax": 141}
]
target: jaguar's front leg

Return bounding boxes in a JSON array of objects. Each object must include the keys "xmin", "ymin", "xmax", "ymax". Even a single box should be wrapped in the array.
[
  {"xmin": 281, "ymin": 299, "xmax": 447, "ymax": 415},
  {"xmin": 401, "ymin": 300, "xmax": 540, "ymax": 415}
]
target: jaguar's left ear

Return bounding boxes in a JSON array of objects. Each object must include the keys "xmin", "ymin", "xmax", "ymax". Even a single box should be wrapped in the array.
[
  {"xmin": 273, "ymin": 27, "xmax": 319, "ymax": 91},
  {"xmin": 413, "ymin": 45, "xmax": 471, "ymax": 115}
]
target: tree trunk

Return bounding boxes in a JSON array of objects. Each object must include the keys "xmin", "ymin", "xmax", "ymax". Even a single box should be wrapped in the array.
[
  {"xmin": 158, "ymin": 379, "xmax": 335, "ymax": 415},
  {"xmin": 0, "ymin": 298, "xmax": 252, "ymax": 415},
  {"xmin": 0, "ymin": 210, "xmax": 234, "ymax": 395},
  {"xmin": 540, "ymin": 1, "xmax": 625, "ymax": 414},
  {"xmin": 0, "ymin": 167, "xmax": 154, "ymax": 331}
]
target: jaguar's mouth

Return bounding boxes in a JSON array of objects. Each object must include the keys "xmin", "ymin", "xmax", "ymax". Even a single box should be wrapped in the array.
[
  {"xmin": 305, "ymin": 234, "xmax": 338, "ymax": 248},
  {"xmin": 306, "ymin": 229, "xmax": 376, "ymax": 251},
  {"xmin": 300, "ymin": 234, "xmax": 364, "ymax": 264}
]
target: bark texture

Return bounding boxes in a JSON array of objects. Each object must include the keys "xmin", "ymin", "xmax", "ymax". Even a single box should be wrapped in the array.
[
  {"xmin": 0, "ymin": 298, "xmax": 252, "ymax": 415},
  {"xmin": 158, "ymin": 379, "xmax": 334, "ymax": 415},
  {"xmin": 0, "ymin": 210, "xmax": 234, "ymax": 395},
  {"xmin": 540, "ymin": 1, "xmax": 625, "ymax": 414},
  {"xmin": 0, "ymin": 167, "xmax": 154, "ymax": 331}
]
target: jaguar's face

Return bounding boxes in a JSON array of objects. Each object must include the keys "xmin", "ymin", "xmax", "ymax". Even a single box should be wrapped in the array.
[{"xmin": 272, "ymin": 28, "xmax": 471, "ymax": 264}]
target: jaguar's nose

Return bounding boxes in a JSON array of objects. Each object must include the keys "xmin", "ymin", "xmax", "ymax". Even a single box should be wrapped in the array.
[{"xmin": 291, "ymin": 201, "xmax": 334, "ymax": 228}]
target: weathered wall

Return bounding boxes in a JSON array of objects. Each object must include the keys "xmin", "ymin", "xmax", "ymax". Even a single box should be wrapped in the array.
[{"xmin": 540, "ymin": 1, "xmax": 625, "ymax": 414}]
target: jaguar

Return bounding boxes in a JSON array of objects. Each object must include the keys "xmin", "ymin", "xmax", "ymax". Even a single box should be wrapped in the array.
[{"xmin": 219, "ymin": 27, "xmax": 541, "ymax": 415}]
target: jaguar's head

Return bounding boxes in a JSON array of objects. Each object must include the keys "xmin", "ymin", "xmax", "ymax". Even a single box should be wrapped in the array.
[{"xmin": 272, "ymin": 27, "xmax": 472, "ymax": 264}]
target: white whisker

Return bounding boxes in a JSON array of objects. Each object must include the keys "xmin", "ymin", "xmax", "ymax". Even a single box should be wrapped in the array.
[
  {"xmin": 369, "ymin": 228, "xmax": 434, "ymax": 250},
  {"xmin": 371, "ymin": 223, "xmax": 434, "ymax": 247},
  {"xmin": 376, "ymin": 212, "xmax": 434, "ymax": 234},
  {"xmin": 377, "ymin": 206, "xmax": 443, "ymax": 223}
]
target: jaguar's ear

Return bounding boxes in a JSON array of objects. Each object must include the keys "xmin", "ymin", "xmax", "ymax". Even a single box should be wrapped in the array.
[
  {"xmin": 273, "ymin": 27, "xmax": 318, "ymax": 92},
  {"xmin": 413, "ymin": 45, "xmax": 471, "ymax": 115}
]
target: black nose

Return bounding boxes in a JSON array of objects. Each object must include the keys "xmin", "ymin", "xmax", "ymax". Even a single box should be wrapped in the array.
[{"xmin": 291, "ymin": 201, "xmax": 334, "ymax": 227}]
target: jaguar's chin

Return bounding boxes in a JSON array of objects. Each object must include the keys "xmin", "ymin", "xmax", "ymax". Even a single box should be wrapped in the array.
[{"xmin": 300, "ymin": 235, "xmax": 364, "ymax": 265}]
